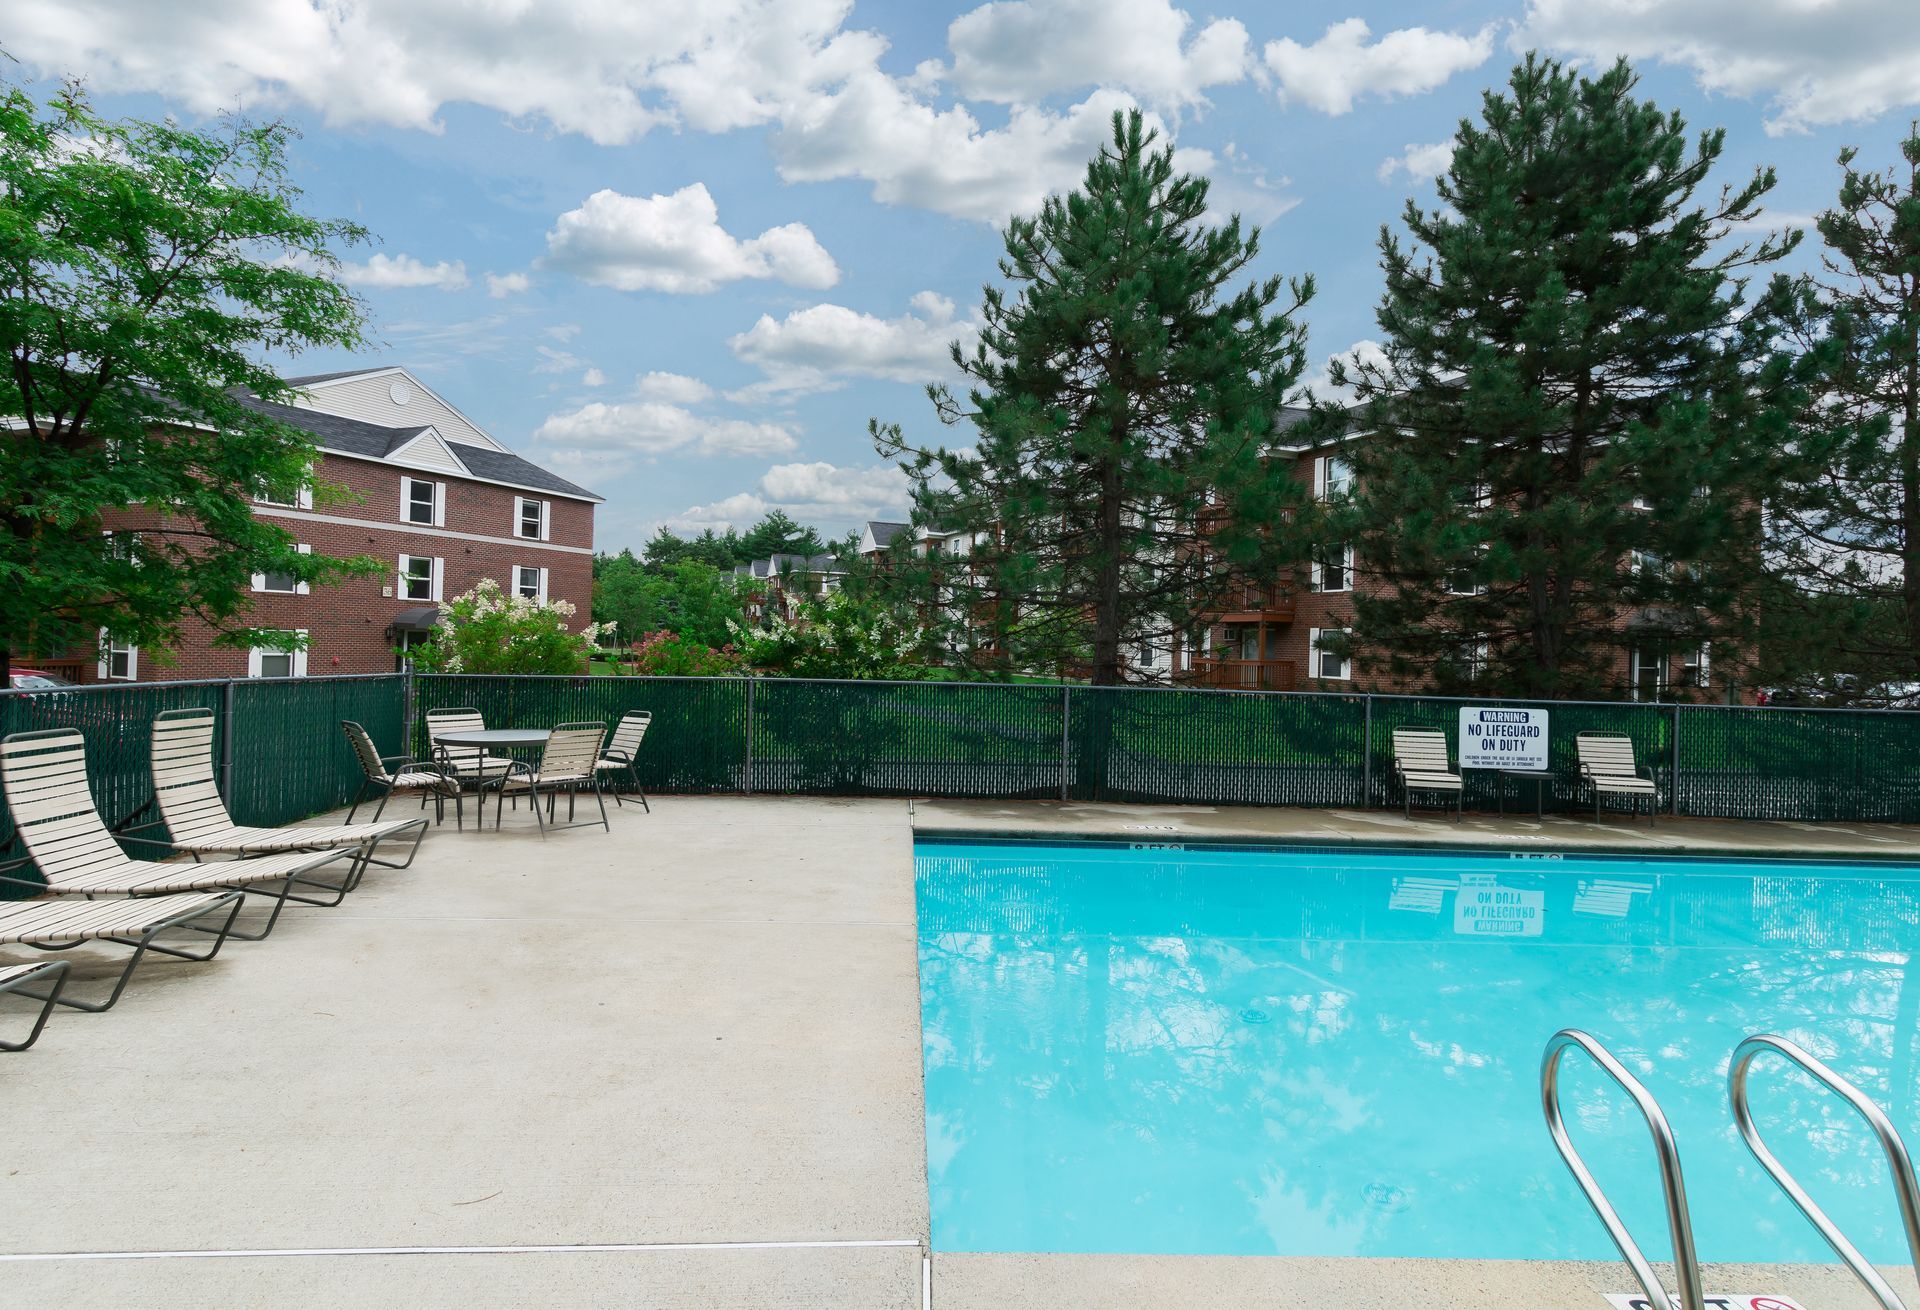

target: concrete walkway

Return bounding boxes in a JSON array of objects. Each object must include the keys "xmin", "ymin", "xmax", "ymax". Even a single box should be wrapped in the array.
[
  {"xmin": 0, "ymin": 795, "xmax": 929, "ymax": 1306},
  {"xmin": 5, "ymin": 793, "xmax": 1919, "ymax": 1306}
]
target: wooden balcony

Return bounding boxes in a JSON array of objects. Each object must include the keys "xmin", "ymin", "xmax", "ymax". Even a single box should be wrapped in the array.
[
  {"xmin": 1184, "ymin": 658, "xmax": 1296, "ymax": 691},
  {"xmin": 1205, "ymin": 583, "xmax": 1296, "ymax": 625}
]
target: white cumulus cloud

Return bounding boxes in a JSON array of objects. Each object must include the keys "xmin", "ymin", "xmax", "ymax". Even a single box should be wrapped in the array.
[
  {"xmin": 1519, "ymin": 0, "xmax": 1920, "ymax": 135},
  {"xmin": 662, "ymin": 460, "xmax": 910, "ymax": 535},
  {"xmin": 729, "ymin": 294, "xmax": 978, "ymax": 397},
  {"xmin": 532, "ymin": 401, "xmax": 799, "ymax": 469},
  {"xmin": 636, "ymin": 371, "xmax": 718, "ymax": 404},
  {"xmin": 543, "ymin": 184, "xmax": 839, "ymax": 294},
  {"xmin": 1378, "ymin": 140, "xmax": 1455, "ymax": 185},
  {"xmin": 338, "ymin": 252, "xmax": 469, "ymax": 291},
  {"xmin": 486, "ymin": 271, "xmax": 531, "ymax": 298},
  {"xmin": 945, "ymin": 0, "xmax": 1248, "ymax": 107},
  {"xmin": 1263, "ymin": 19, "xmax": 1493, "ymax": 115}
]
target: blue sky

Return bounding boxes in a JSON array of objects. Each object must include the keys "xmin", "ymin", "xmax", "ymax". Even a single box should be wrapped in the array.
[{"xmin": 5, "ymin": 0, "xmax": 1919, "ymax": 552}]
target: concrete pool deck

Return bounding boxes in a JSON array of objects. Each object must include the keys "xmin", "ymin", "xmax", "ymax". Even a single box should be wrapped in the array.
[{"xmin": 1, "ymin": 794, "xmax": 1917, "ymax": 1306}]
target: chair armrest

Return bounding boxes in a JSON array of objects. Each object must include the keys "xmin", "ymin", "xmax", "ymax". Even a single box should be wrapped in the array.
[{"xmin": 117, "ymin": 833, "xmax": 180, "ymax": 849}]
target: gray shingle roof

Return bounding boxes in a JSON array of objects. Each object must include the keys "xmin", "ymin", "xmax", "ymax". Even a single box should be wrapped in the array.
[
  {"xmin": 234, "ymin": 393, "xmax": 600, "ymax": 502},
  {"xmin": 865, "ymin": 520, "xmax": 909, "ymax": 548}
]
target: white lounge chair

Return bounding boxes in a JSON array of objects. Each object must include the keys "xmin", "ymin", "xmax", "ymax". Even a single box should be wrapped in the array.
[
  {"xmin": 596, "ymin": 710, "xmax": 652, "ymax": 810},
  {"xmin": 0, "ymin": 728, "xmax": 359, "ymax": 943},
  {"xmin": 1577, "ymin": 732, "xmax": 1658, "ymax": 825},
  {"xmin": 494, "ymin": 722, "xmax": 610, "ymax": 837},
  {"xmin": 0, "ymin": 960, "xmax": 69, "ymax": 1051},
  {"xmin": 1392, "ymin": 728, "xmax": 1464, "ymax": 821},
  {"xmin": 0, "ymin": 893, "xmax": 243, "ymax": 1013},
  {"xmin": 148, "ymin": 708, "xmax": 430, "ymax": 885}
]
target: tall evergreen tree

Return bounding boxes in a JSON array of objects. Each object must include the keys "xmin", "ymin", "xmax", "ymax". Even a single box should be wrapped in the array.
[
  {"xmin": 1771, "ymin": 123, "xmax": 1920, "ymax": 691},
  {"xmin": 1328, "ymin": 56, "xmax": 1805, "ymax": 700},
  {"xmin": 873, "ymin": 110, "xmax": 1314, "ymax": 685}
]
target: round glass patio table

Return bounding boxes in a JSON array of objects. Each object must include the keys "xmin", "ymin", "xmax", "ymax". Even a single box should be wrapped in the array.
[{"xmin": 431, "ymin": 728, "xmax": 552, "ymax": 824}]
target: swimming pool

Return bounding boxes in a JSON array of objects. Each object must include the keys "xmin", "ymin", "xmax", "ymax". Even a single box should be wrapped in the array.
[{"xmin": 914, "ymin": 838, "xmax": 1920, "ymax": 1261}]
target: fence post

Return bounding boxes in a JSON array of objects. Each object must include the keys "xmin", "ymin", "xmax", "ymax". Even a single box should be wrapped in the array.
[
  {"xmin": 217, "ymin": 678, "xmax": 237, "ymax": 800},
  {"xmin": 1361, "ymin": 694, "xmax": 1373, "ymax": 808},
  {"xmin": 1060, "ymin": 684, "xmax": 1072, "ymax": 803},
  {"xmin": 744, "ymin": 677, "xmax": 756, "ymax": 794},
  {"xmin": 401, "ymin": 665, "xmax": 417, "ymax": 758},
  {"xmin": 1671, "ymin": 703, "xmax": 1683, "ymax": 816}
]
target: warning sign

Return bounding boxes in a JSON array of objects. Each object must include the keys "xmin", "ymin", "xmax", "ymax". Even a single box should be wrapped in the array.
[
  {"xmin": 1453, "ymin": 873, "xmax": 1544, "ymax": 937},
  {"xmin": 1459, "ymin": 706, "xmax": 1549, "ymax": 771}
]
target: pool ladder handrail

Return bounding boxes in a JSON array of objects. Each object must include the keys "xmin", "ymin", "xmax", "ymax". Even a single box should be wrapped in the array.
[
  {"xmin": 1730, "ymin": 1033, "xmax": 1920, "ymax": 1310},
  {"xmin": 1541, "ymin": 1028, "xmax": 1707, "ymax": 1310}
]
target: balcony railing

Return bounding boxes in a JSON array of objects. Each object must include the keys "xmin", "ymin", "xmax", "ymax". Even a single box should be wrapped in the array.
[
  {"xmin": 1201, "ymin": 580, "xmax": 1296, "ymax": 624},
  {"xmin": 1184, "ymin": 657, "xmax": 1297, "ymax": 691}
]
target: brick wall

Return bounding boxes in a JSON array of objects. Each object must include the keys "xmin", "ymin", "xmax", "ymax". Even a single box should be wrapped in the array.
[{"xmin": 79, "ymin": 450, "xmax": 595, "ymax": 683}]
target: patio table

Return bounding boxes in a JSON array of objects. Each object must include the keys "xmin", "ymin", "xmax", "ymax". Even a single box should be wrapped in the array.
[{"xmin": 432, "ymin": 728, "xmax": 552, "ymax": 825}]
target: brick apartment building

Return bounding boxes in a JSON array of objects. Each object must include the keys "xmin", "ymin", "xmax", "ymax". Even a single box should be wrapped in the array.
[
  {"xmin": 62, "ymin": 365, "xmax": 600, "ymax": 684},
  {"xmin": 857, "ymin": 406, "xmax": 1719, "ymax": 700}
]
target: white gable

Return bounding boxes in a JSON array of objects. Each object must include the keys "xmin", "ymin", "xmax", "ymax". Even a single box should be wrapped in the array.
[
  {"xmin": 386, "ymin": 426, "xmax": 469, "ymax": 475},
  {"xmin": 291, "ymin": 367, "xmax": 506, "ymax": 450}
]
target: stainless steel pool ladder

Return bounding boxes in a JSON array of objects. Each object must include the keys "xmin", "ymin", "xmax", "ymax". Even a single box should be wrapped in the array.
[
  {"xmin": 1730, "ymin": 1035, "xmax": 1920, "ymax": 1308},
  {"xmin": 1542, "ymin": 1029, "xmax": 1920, "ymax": 1310},
  {"xmin": 1542, "ymin": 1029, "xmax": 1707, "ymax": 1310}
]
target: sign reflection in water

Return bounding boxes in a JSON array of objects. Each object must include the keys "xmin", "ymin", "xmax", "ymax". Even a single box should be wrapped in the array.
[{"xmin": 915, "ymin": 841, "xmax": 1920, "ymax": 1260}]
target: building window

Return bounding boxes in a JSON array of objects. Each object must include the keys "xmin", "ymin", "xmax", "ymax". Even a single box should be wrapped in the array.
[
  {"xmin": 1311, "ymin": 544, "xmax": 1353, "ymax": 593},
  {"xmin": 1317, "ymin": 454, "xmax": 1354, "ymax": 500},
  {"xmin": 1448, "ymin": 550, "xmax": 1487, "ymax": 596},
  {"xmin": 249, "ymin": 631, "xmax": 308, "ymax": 679},
  {"xmin": 516, "ymin": 497, "xmax": 549, "ymax": 541},
  {"xmin": 513, "ymin": 565, "xmax": 548, "ymax": 604},
  {"xmin": 252, "ymin": 543, "xmax": 312, "ymax": 595},
  {"xmin": 1461, "ymin": 637, "xmax": 1490, "ymax": 682},
  {"xmin": 399, "ymin": 555, "xmax": 441, "ymax": 602},
  {"xmin": 1307, "ymin": 627, "xmax": 1352, "ymax": 681},
  {"xmin": 1631, "ymin": 646, "xmax": 1667, "ymax": 701},
  {"xmin": 1682, "ymin": 642, "xmax": 1710, "ymax": 689},
  {"xmin": 1630, "ymin": 548, "xmax": 1666, "ymax": 578},
  {"xmin": 98, "ymin": 631, "xmax": 137, "ymax": 681},
  {"xmin": 402, "ymin": 478, "xmax": 443, "ymax": 527}
]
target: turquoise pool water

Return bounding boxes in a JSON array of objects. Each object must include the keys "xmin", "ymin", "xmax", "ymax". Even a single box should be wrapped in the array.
[{"xmin": 915, "ymin": 839, "xmax": 1920, "ymax": 1260}]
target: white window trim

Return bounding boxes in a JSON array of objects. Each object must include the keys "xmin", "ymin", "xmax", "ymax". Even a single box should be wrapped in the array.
[
  {"xmin": 1315, "ymin": 454, "xmax": 1354, "ymax": 502},
  {"xmin": 514, "ymin": 564, "xmax": 550, "ymax": 604},
  {"xmin": 97, "ymin": 629, "xmax": 138, "ymax": 681},
  {"xmin": 399, "ymin": 554, "xmax": 443, "ymax": 603},
  {"xmin": 516, "ymin": 496, "xmax": 551, "ymax": 542},
  {"xmin": 1309, "ymin": 544, "xmax": 1354, "ymax": 594},
  {"xmin": 1682, "ymin": 641, "xmax": 1711, "ymax": 688},
  {"xmin": 248, "ymin": 631, "xmax": 309, "ymax": 679},
  {"xmin": 1307, "ymin": 626, "xmax": 1352, "ymax": 681},
  {"xmin": 1630, "ymin": 646, "xmax": 1668, "ymax": 700},
  {"xmin": 401, "ymin": 477, "xmax": 445, "ymax": 528},
  {"xmin": 252, "ymin": 543, "xmax": 312, "ymax": 595},
  {"xmin": 255, "ymin": 466, "xmax": 314, "ymax": 510}
]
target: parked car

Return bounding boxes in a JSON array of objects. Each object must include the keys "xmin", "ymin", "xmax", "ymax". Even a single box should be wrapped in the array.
[{"xmin": 8, "ymin": 669, "xmax": 76, "ymax": 690}]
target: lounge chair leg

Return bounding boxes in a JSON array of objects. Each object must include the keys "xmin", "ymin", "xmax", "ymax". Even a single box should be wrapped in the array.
[
  {"xmin": 0, "ymin": 961, "xmax": 68, "ymax": 1052},
  {"xmin": 346, "ymin": 781, "xmax": 371, "ymax": 824},
  {"xmin": 593, "ymin": 779, "xmax": 610, "ymax": 832},
  {"xmin": 629, "ymin": 762, "xmax": 649, "ymax": 813},
  {"xmin": 372, "ymin": 787, "xmax": 393, "ymax": 823},
  {"xmin": 47, "ymin": 892, "xmax": 246, "ymax": 1013}
]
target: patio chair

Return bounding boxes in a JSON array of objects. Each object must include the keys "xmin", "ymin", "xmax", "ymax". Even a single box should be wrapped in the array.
[
  {"xmin": 1577, "ymin": 732, "xmax": 1659, "ymax": 825},
  {"xmin": 342, "ymin": 721, "xmax": 464, "ymax": 827},
  {"xmin": 425, "ymin": 707, "xmax": 515, "ymax": 790},
  {"xmin": 596, "ymin": 710, "xmax": 652, "ymax": 811},
  {"xmin": 494, "ymin": 721, "xmax": 610, "ymax": 837},
  {"xmin": 0, "ymin": 960, "xmax": 69, "ymax": 1051},
  {"xmin": 0, "ymin": 728, "xmax": 364, "ymax": 944},
  {"xmin": 1392, "ymin": 728, "xmax": 1464, "ymax": 821},
  {"xmin": 146, "ymin": 709, "xmax": 430, "ymax": 888}
]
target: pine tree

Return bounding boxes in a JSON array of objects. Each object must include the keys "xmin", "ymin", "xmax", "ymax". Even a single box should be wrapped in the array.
[
  {"xmin": 1771, "ymin": 123, "xmax": 1920, "ymax": 692},
  {"xmin": 872, "ymin": 110, "xmax": 1314, "ymax": 685},
  {"xmin": 1329, "ymin": 55, "xmax": 1805, "ymax": 700}
]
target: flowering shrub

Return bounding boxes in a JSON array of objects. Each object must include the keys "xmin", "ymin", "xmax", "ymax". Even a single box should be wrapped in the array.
[
  {"xmin": 625, "ymin": 629, "xmax": 744, "ymax": 676},
  {"xmin": 400, "ymin": 578, "xmax": 610, "ymax": 674},
  {"xmin": 728, "ymin": 589, "xmax": 924, "ymax": 679}
]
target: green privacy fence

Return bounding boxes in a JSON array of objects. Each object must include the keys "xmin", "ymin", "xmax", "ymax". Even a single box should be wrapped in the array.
[
  {"xmin": 5, "ymin": 673, "xmax": 1920, "ymax": 881},
  {"xmin": 419, "ymin": 674, "xmax": 1920, "ymax": 822}
]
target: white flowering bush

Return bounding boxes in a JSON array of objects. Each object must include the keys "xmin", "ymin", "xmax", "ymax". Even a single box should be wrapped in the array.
[
  {"xmin": 728, "ymin": 589, "xmax": 923, "ymax": 679},
  {"xmin": 400, "ymin": 577, "xmax": 612, "ymax": 674}
]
